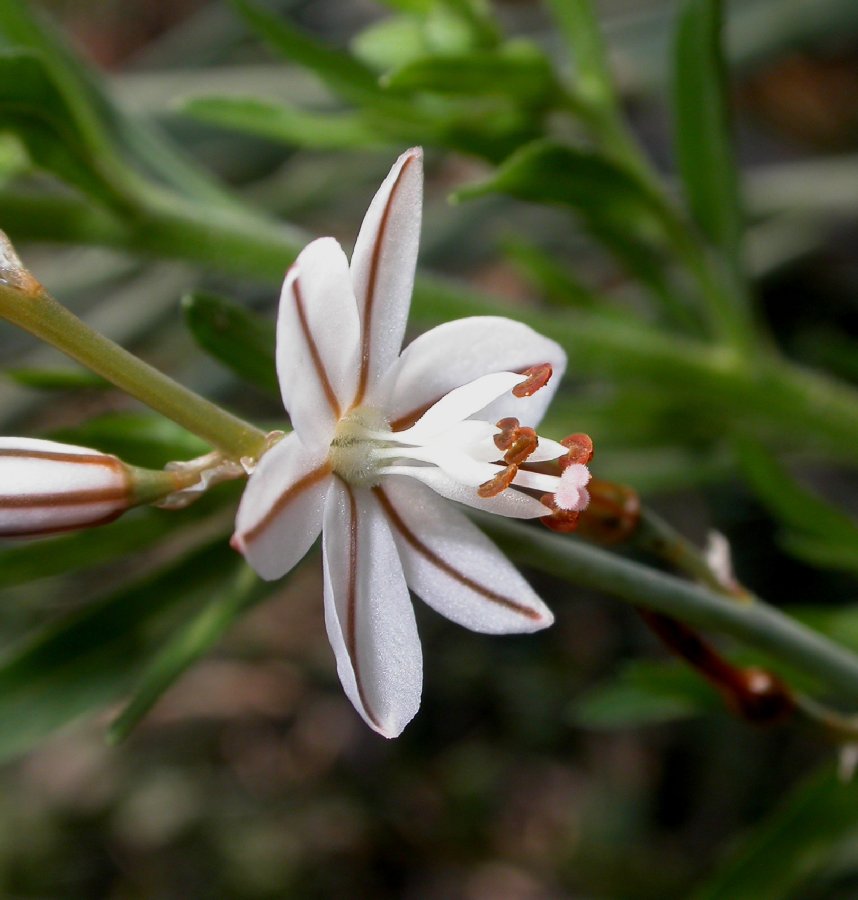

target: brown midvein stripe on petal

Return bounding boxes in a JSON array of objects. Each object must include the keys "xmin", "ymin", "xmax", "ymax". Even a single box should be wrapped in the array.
[
  {"xmin": 242, "ymin": 461, "xmax": 332, "ymax": 544},
  {"xmin": 344, "ymin": 483, "xmax": 382, "ymax": 729},
  {"xmin": 374, "ymin": 486, "xmax": 542, "ymax": 621},
  {"xmin": 389, "ymin": 399, "xmax": 436, "ymax": 433},
  {"xmin": 293, "ymin": 276, "xmax": 340, "ymax": 418},
  {"xmin": 388, "ymin": 360, "xmax": 550, "ymax": 433},
  {"xmin": 2, "ymin": 486, "xmax": 129, "ymax": 508},
  {"xmin": 354, "ymin": 153, "xmax": 416, "ymax": 407},
  {"xmin": 0, "ymin": 449, "xmax": 119, "ymax": 466}
]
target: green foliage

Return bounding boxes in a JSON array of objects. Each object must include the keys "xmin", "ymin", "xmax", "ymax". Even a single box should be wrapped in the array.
[
  {"xmin": 181, "ymin": 96, "xmax": 385, "ymax": 150},
  {"xmin": 110, "ymin": 563, "xmax": 275, "ymax": 743},
  {"xmin": 0, "ymin": 52, "xmax": 134, "ymax": 207},
  {"xmin": 692, "ymin": 764, "xmax": 858, "ymax": 900},
  {"xmin": 0, "ymin": 539, "xmax": 235, "ymax": 762},
  {"xmin": 182, "ymin": 291, "xmax": 278, "ymax": 397},
  {"xmin": 0, "ymin": 1, "xmax": 857, "ymax": 893},
  {"xmin": 385, "ymin": 42, "xmax": 558, "ymax": 104},
  {"xmin": 570, "ymin": 660, "xmax": 722, "ymax": 729},
  {"xmin": 672, "ymin": 0, "xmax": 743, "ymax": 267},
  {"xmin": 736, "ymin": 437, "xmax": 858, "ymax": 574}
]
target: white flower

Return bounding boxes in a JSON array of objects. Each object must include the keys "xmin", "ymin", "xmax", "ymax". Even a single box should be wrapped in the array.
[{"xmin": 233, "ymin": 148, "xmax": 590, "ymax": 737}]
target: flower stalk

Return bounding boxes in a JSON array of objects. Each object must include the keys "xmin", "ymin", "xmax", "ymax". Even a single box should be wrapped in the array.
[{"xmin": 0, "ymin": 234, "xmax": 268, "ymax": 463}]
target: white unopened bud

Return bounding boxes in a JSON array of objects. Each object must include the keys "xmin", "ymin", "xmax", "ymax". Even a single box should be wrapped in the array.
[{"xmin": 0, "ymin": 438, "xmax": 135, "ymax": 537}]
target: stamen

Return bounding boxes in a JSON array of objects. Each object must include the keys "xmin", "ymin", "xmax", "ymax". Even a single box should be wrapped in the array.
[
  {"xmin": 478, "ymin": 464, "xmax": 518, "ymax": 498},
  {"xmin": 539, "ymin": 493, "xmax": 582, "ymax": 533},
  {"xmin": 493, "ymin": 417, "xmax": 520, "ymax": 451},
  {"xmin": 512, "ymin": 364, "xmax": 553, "ymax": 398},
  {"xmin": 559, "ymin": 433, "xmax": 594, "ymax": 468},
  {"xmin": 503, "ymin": 427, "xmax": 538, "ymax": 466},
  {"xmin": 493, "ymin": 417, "xmax": 538, "ymax": 466}
]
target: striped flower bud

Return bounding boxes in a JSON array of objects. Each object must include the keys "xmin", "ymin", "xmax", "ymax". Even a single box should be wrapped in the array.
[{"xmin": 0, "ymin": 437, "xmax": 210, "ymax": 538}]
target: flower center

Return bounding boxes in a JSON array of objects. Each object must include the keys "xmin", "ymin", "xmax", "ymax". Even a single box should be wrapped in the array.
[{"xmin": 329, "ymin": 406, "xmax": 392, "ymax": 487}]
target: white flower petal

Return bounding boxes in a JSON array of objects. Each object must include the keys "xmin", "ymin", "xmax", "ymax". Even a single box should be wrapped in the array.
[
  {"xmin": 378, "ymin": 478, "xmax": 553, "ymax": 633},
  {"xmin": 380, "ymin": 316, "xmax": 567, "ymax": 429},
  {"xmin": 381, "ymin": 465, "xmax": 549, "ymax": 519},
  {"xmin": 322, "ymin": 480, "xmax": 422, "ymax": 738},
  {"xmin": 396, "ymin": 372, "xmax": 525, "ymax": 443},
  {"xmin": 277, "ymin": 237, "xmax": 361, "ymax": 448},
  {"xmin": 233, "ymin": 433, "xmax": 331, "ymax": 581},
  {"xmin": 351, "ymin": 147, "xmax": 423, "ymax": 405}
]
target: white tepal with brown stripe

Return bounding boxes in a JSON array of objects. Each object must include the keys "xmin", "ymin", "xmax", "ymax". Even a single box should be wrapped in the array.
[{"xmin": 232, "ymin": 148, "xmax": 591, "ymax": 738}]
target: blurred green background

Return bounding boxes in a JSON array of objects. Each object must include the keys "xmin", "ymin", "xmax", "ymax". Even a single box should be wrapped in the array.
[{"xmin": 0, "ymin": 0, "xmax": 858, "ymax": 897}]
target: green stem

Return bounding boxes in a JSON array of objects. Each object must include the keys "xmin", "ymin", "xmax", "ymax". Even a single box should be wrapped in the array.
[
  {"xmin": 4, "ymin": 192, "xmax": 858, "ymax": 460},
  {"xmin": 0, "ymin": 282, "xmax": 268, "ymax": 460},
  {"xmin": 483, "ymin": 517, "xmax": 858, "ymax": 701}
]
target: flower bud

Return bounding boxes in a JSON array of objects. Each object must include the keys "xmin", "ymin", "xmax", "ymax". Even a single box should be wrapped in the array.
[
  {"xmin": 0, "ymin": 438, "xmax": 136, "ymax": 537},
  {"xmin": 0, "ymin": 438, "xmax": 245, "ymax": 538}
]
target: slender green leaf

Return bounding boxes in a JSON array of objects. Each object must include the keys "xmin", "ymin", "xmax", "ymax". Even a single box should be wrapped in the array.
[
  {"xmin": 692, "ymin": 764, "xmax": 858, "ymax": 900},
  {"xmin": 385, "ymin": 43, "xmax": 558, "ymax": 103},
  {"xmin": 545, "ymin": 0, "xmax": 616, "ymax": 107},
  {"xmin": 455, "ymin": 141, "xmax": 665, "ymax": 236},
  {"xmin": 500, "ymin": 238, "xmax": 605, "ymax": 311},
  {"xmin": 231, "ymin": 0, "xmax": 382, "ymax": 102},
  {"xmin": 0, "ymin": 539, "xmax": 234, "ymax": 761},
  {"xmin": 180, "ymin": 96, "xmax": 384, "ymax": 149},
  {"xmin": 50, "ymin": 412, "xmax": 209, "ymax": 469},
  {"xmin": 4, "ymin": 366, "xmax": 107, "ymax": 390},
  {"xmin": 0, "ymin": 510, "xmax": 174, "ymax": 589},
  {"xmin": 182, "ymin": 291, "xmax": 278, "ymax": 396},
  {"xmin": 352, "ymin": 14, "xmax": 429, "ymax": 71},
  {"xmin": 736, "ymin": 437, "xmax": 858, "ymax": 566},
  {"xmin": 110, "ymin": 564, "xmax": 275, "ymax": 742},
  {"xmin": 781, "ymin": 534, "xmax": 858, "ymax": 577},
  {"xmin": 570, "ymin": 660, "xmax": 722, "ymax": 729},
  {"xmin": 0, "ymin": 52, "xmax": 134, "ymax": 207},
  {"xmin": 672, "ymin": 0, "xmax": 743, "ymax": 265},
  {"xmin": 0, "ymin": 0, "xmax": 240, "ymax": 207}
]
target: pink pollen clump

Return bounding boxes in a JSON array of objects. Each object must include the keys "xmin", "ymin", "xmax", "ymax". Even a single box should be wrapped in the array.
[{"xmin": 554, "ymin": 463, "xmax": 591, "ymax": 512}]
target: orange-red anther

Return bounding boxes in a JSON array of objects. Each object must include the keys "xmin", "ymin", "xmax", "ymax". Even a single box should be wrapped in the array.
[
  {"xmin": 539, "ymin": 493, "xmax": 582, "ymax": 533},
  {"xmin": 512, "ymin": 364, "xmax": 552, "ymax": 398},
  {"xmin": 493, "ymin": 417, "xmax": 521, "ymax": 452},
  {"xmin": 478, "ymin": 464, "xmax": 518, "ymax": 498},
  {"xmin": 503, "ymin": 427, "xmax": 538, "ymax": 466},
  {"xmin": 560, "ymin": 433, "xmax": 594, "ymax": 468}
]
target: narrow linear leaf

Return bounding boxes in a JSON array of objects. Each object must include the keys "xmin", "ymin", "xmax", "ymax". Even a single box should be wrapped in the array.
[
  {"xmin": 110, "ymin": 564, "xmax": 275, "ymax": 742},
  {"xmin": 231, "ymin": 0, "xmax": 382, "ymax": 102},
  {"xmin": 385, "ymin": 43, "xmax": 557, "ymax": 103},
  {"xmin": 545, "ymin": 0, "xmax": 616, "ymax": 107},
  {"xmin": 455, "ymin": 141, "xmax": 665, "ymax": 237},
  {"xmin": 692, "ymin": 764, "xmax": 858, "ymax": 900},
  {"xmin": 180, "ymin": 96, "xmax": 384, "ymax": 150},
  {"xmin": 0, "ymin": 509, "xmax": 179, "ymax": 589},
  {"xmin": 736, "ymin": 437, "xmax": 858, "ymax": 555},
  {"xmin": 51, "ymin": 412, "xmax": 210, "ymax": 469},
  {"xmin": 4, "ymin": 366, "xmax": 107, "ymax": 390},
  {"xmin": 0, "ymin": 538, "xmax": 235, "ymax": 761},
  {"xmin": 500, "ymin": 238, "xmax": 605, "ymax": 311},
  {"xmin": 672, "ymin": 0, "xmax": 743, "ymax": 265},
  {"xmin": 570, "ymin": 660, "xmax": 722, "ymax": 730},
  {"xmin": 182, "ymin": 291, "xmax": 278, "ymax": 396},
  {"xmin": 0, "ymin": 52, "xmax": 134, "ymax": 207}
]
